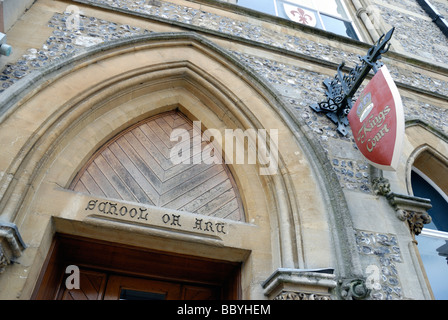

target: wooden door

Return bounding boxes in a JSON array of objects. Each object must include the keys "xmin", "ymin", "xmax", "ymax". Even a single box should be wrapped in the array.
[
  {"xmin": 32, "ymin": 234, "xmax": 240, "ymax": 300},
  {"xmin": 58, "ymin": 269, "xmax": 222, "ymax": 300},
  {"xmin": 104, "ymin": 275, "xmax": 220, "ymax": 300}
]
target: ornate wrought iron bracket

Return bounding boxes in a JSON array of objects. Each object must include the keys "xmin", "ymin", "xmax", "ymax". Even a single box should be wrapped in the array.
[{"xmin": 310, "ymin": 28, "xmax": 395, "ymax": 136}]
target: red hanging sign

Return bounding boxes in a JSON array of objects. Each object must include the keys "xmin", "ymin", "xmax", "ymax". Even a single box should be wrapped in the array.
[{"xmin": 348, "ymin": 65, "xmax": 404, "ymax": 171}]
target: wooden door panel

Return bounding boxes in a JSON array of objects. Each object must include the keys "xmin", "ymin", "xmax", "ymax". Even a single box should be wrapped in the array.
[
  {"xmin": 57, "ymin": 271, "xmax": 222, "ymax": 300},
  {"xmin": 182, "ymin": 285, "xmax": 220, "ymax": 300},
  {"xmin": 70, "ymin": 111, "xmax": 245, "ymax": 221},
  {"xmin": 104, "ymin": 275, "xmax": 181, "ymax": 300},
  {"xmin": 59, "ymin": 269, "xmax": 107, "ymax": 300},
  {"xmin": 103, "ymin": 275, "xmax": 221, "ymax": 300}
]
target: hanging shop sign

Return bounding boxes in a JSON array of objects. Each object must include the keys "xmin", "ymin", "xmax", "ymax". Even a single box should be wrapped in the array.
[
  {"xmin": 347, "ymin": 65, "xmax": 404, "ymax": 171},
  {"xmin": 309, "ymin": 28, "xmax": 404, "ymax": 170}
]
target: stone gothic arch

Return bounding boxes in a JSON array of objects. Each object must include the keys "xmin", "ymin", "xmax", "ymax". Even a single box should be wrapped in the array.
[
  {"xmin": 392, "ymin": 122, "xmax": 448, "ymax": 197},
  {"xmin": 0, "ymin": 32, "xmax": 359, "ymax": 299}
]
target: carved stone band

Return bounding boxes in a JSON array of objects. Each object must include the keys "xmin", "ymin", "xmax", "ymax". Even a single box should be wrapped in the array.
[{"xmin": 262, "ymin": 268, "xmax": 336, "ymax": 300}]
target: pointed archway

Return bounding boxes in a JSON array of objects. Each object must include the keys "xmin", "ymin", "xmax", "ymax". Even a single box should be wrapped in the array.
[{"xmin": 0, "ymin": 32, "xmax": 348, "ymax": 299}]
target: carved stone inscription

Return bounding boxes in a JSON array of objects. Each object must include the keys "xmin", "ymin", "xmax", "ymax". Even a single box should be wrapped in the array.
[
  {"xmin": 85, "ymin": 199, "xmax": 149, "ymax": 220},
  {"xmin": 84, "ymin": 199, "xmax": 227, "ymax": 236}
]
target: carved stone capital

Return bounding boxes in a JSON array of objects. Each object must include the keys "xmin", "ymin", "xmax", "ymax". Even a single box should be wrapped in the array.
[
  {"xmin": 403, "ymin": 210, "xmax": 432, "ymax": 236},
  {"xmin": 0, "ymin": 221, "xmax": 27, "ymax": 273},
  {"xmin": 274, "ymin": 291, "xmax": 332, "ymax": 300},
  {"xmin": 387, "ymin": 193, "xmax": 432, "ymax": 238},
  {"xmin": 337, "ymin": 278, "xmax": 371, "ymax": 300},
  {"xmin": 262, "ymin": 268, "xmax": 336, "ymax": 300},
  {"xmin": 370, "ymin": 166, "xmax": 391, "ymax": 196},
  {"xmin": 372, "ymin": 176, "xmax": 391, "ymax": 196},
  {"xmin": 356, "ymin": 7, "xmax": 368, "ymax": 19}
]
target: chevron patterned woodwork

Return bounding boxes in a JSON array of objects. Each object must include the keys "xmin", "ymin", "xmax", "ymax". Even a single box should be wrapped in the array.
[{"xmin": 70, "ymin": 111, "xmax": 245, "ymax": 222}]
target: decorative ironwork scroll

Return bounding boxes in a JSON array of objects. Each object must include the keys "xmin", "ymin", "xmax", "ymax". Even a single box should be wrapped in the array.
[{"xmin": 310, "ymin": 28, "xmax": 395, "ymax": 136}]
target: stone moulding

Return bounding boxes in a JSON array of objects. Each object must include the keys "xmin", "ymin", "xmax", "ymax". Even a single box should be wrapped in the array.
[
  {"xmin": 0, "ymin": 221, "xmax": 27, "ymax": 273},
  {"xmin": 262, "ymin": 268, "xmax": 337, "ymax": 300}
]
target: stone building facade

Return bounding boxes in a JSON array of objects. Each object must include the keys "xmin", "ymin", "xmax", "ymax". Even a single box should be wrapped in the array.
[{"xmin": 0, "ymin": 0, "xmax": 446, "ymax": 300}]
